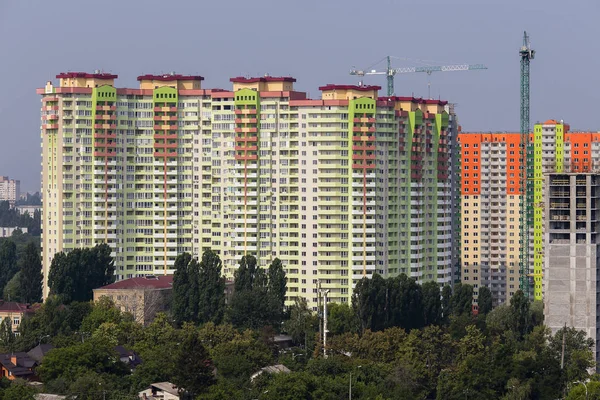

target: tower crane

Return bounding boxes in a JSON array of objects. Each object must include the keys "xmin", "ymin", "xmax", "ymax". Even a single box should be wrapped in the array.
[
  {"xmin": 519, "ymin": 31, "xmax": 535, "ymax": 298},
  {"xmin": 349, "ymin": 56, "xmax": 488, "ymax": 97}
]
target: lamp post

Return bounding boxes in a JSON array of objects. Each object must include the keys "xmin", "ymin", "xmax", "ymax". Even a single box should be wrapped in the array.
[
  {"xmin": 349, "ymin": 365, "xmax": 362, "ymax": 400},
  {"xmin": 322, "ymin": 289, "xmax": 330, "ymax": 358}
]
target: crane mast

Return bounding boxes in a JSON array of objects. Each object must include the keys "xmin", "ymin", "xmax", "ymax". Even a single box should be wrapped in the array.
[{"xmin": 519, "ymin": 31, "xmax": 535, "ymax": 297}]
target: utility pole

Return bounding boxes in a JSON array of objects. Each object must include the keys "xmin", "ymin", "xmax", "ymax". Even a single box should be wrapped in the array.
[{"xmin": 322, "ymin": 289, "xmax": 330, "ymax": 359}]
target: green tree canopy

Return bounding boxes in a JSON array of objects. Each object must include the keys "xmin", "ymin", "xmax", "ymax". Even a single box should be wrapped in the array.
[
  {"xmin": 47, "ymin": 244, "xmax": 115, "ymax": 303},
  {"xmin": 0, "ymin": 239, "xmax": 17, "ymax": 295},
  {"xmin": 477, "ymin": 286, "xmax": 493, "ymax": 315},
  {"xmin": 198, "ymin": 249, "xmax": 226, "ymax": 325},
  {"xmin": 17, "ymin": 241, "xmax": 42, "ymax": 304}
]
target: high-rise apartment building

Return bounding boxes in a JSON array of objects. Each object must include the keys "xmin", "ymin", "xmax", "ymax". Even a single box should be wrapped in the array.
[
  {"xmin": 38, "ymin": 72, "xmax": 457, "ymax": 307},
  {"xmin": 543, "ymin": 173, "xmax": 600, "ymax": 365},
  {"xmin": 459, "ymin": 120, "xmax": 600, "ymax": 306},
  {"xmin": 0, "ymin": 176, "xmax": 20, "ymax": 206}
]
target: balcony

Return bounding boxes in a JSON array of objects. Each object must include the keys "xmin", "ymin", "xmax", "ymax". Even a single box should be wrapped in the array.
[
  {"xmin": 154, "ymin": 133, "xmax": 178, "ymax": 140},
  {"xmin": 352, "ymin": 136, "xmax": 375, "ymax": 142},
  {"xmin": 154, "ymin": 151, "xmax": 178, "ymax": 158},
  {"xmin": 93, "ymin": 151, "xmax": 116, "ymax": 157}
]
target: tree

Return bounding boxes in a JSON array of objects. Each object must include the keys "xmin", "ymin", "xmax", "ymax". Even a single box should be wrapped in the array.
[
  {"xmin": 422, "ymin": 281, "xmax": 442, "ymax": 326},
  {"xmin": 37, "ymin": 337, "xmax": 129, "ymax": 383},
  {"xmin": 328, "ymin": 302, "xmax": 358, "ymax": 335},
  {"xmin": 172, "ymin": 253, "xmax": 192, "ymax": 325},
  {"xmin": 0, "ymin": 239, "xmax": 17, "ymax": 295},
  {"xmin": 48, "ymin": 244, "xmax": 115, "ymax": 303},
  {"xmin": 477, "ymin": 286, "xmax": 493, "ymax": 315},
  {"xmin": 3, "ymin": 271, "xmax": 20, "ymax": 302},
  {"xmin": 3, "ymin": 379, "xmax": 37, "ymax": 400},
  {"xmin": 509, "ymin": 290, "xmax": 531, "ymax": 338},
  {"xmin": 211, "ymin": 335, "xmax": 273, "ymax": 385},
  {"xmin": 486, "ymin": 304, "xmax": 512, "ymax": 336},
  {"xmin": 450, "ymin": 283, "xmax": 473, "ymax": 316},
  {"xmin": 172, "ymin": 327, "xmax": 215, "ymax": 397},
  {"xmin": 18, "ymin": 242, "xmax": 42, "ymax": 304},
  {"xmin": 228, "ymin": 256, "xmax": 275, "ymax": 329},
  {"xmin": 0, "ymin": 317, "xmax": 15, "ymax": 352},
  {"xmin": 284, "ymin": 297, "xmax": 317, "ymax": 347},
  {"xmin": 352, "ymin": 274, "xmax": 387, "ymax": 332},
  {"xmin": 548, "ymin": 327, "xmax": 595, "ymax": 383},
  {"xmin": 186, "ymin": 258, "xmax": 201, "ymax": 324},
  {"xmin": 198, "ymin": 249, "xmax": 225, "ymax": 324},
  {"xmin": 267, "ymin": 258, "xmax": 287, "ymax": 326},
  {"xmin": 566, "ymin": 380, "xmax": 600, "ymax": 400}
]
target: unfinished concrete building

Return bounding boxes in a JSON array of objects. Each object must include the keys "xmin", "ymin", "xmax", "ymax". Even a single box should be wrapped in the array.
[{"xmin": 543, "ymin": 173, "xmax": 600, "ymax": 365}]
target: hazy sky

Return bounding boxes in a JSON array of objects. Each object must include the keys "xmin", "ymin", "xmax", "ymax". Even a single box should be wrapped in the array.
[{"xmin": 1, "ymin": 0, "xmax": 598, "ymax": 191}]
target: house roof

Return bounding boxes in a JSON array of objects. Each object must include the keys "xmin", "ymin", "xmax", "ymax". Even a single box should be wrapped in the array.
[
  {"xmin": 27, "ymin": 344, "xmax": 54, "ymax": 363},
  {"xmin": 149, "ymin": 382, "xmax": 180, "ymax": 396},
  {"xmin": 251, "ymin": 364, "xmax": 291, "ymax": 381},
  {"xmin": 0, "ymin": 352, "xmax": 37, "ymax": 376},
  {"xmin": 0, "ymin": 301, "xmax": 38, "ymax": 313},
  {"xmin": 114, "ymin": 345, "xmax": 142, "ymax": 368},
  {"xmin": 95, "ymin": 275, "xmax": 173, "ymax": 290}
]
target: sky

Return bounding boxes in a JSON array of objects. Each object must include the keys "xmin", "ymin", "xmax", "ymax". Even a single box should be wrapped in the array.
[{"xmin": 1, "ymin": 0, "xmax": 599, "ymax": 191}]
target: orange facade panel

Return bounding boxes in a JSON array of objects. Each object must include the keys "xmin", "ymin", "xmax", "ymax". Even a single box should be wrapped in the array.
[
  {"xmin": 565, "ymin": 133, "xmax": 593, "ymax": 172},
  {"xmin": 458, "ymin": 134, "xmax": 482, "ymax": 195},
  {"xmin": 458, "ymin": 133, "xmax": 522, "ymax": 195}
]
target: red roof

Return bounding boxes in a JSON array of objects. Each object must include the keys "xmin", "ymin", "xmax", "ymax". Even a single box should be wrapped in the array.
[
  {"xmin": 318, "ymin": 84, "xmax": 381, "ymax": 92},
  {"xmin": 230, "ymin": 76, "xmax": 296, "ymax": 83},
  {"xmin": 56, "ymin": 72, "xmax": 118, "ymax": 80},
  {"xmin": 0, "ymin": 301, "xmax": 37, "ymax": 313},
  {"xmin": 96, "ymin": 276, "xmax": 173, "ymax": 290},
  {"xmin": 378, "ymin": 96, "xmax": 448, "ymax": 105},
  {"xmin": 137, "ymin": 74, "xmax": 204, "ymax": 82}
]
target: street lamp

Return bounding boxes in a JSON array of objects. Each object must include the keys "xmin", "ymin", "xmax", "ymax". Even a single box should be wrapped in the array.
[
  {"xmin": 349, "ymin": 365, "xmax": 362, "ymax": 400},
  {"xmin": 574, "ymin": 380, "xmax": 588, "ymax": 400}
]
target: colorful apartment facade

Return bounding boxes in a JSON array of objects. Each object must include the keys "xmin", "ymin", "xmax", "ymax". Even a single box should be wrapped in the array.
[
  {"xmin": 38, "ymin": 72, "xmax": 457, "ymax": 307},
  {"xmin": 458, "ymin": 120, "xmax": 600, "ymax": 306}
]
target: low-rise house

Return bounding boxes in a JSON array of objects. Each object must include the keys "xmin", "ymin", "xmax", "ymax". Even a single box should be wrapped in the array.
[
  {"xmin": 93, "ymin": 276, "xmax": 173, "ymax": 325},
  {"xmin": 0, "ymin": 352, "xmax": 38, "ymax": 380},
  {"xmin": 139, "ymin": 382, "xmax": 183, "ymax": 399},
  {"xmin": 27, "ymin": 343, "xmax": 54, "ymax": 363},
  {"xmin": 0, "ymin": 301, "xmax": 38, "ymax": 333},
  {"xmin": 115, "ymin": 345, "xmax": 142, "ymax": 370},
  {"xmin": 250, "ymin": 364, "xmax": 291, "ymax": 381}
]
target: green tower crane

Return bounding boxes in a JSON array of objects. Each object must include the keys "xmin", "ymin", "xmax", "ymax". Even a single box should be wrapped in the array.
[{"xmin": 519, "ymin": 31, "xmax": 535, "ymax": 298}]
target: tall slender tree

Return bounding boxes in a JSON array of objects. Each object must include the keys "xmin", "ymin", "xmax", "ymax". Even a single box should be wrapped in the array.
[
  {"xmin": 477, "ymin": 286, "xmax": 493, "ymax": 315},
  {"xmin": 267, "ymin": 258, "xmax": 287, "ymax": 326},
  {"xmin": 422, "ymin": 280, "xmax": 442, "ymax": 326},
  {"xmin": 228, "ymin": 256, "xmax": 273, "ymax": 329},
  {"xmin": 18, "ymin": 242, "xmax": 42, "ymax": 304},
  {"xmin": 198, "ymin": 250, "xmax": 225, "ymax": 324},
  {"xmin": 172, "ymin": 328, "xmax": 215, "ymax": 397},
  {"xmin": 172, "ymin": 253, "xmax": 193, "ymax": 326},
  {"xmin": 0, "ymin": 239, "xmax": 17, "ymax": 295}
]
